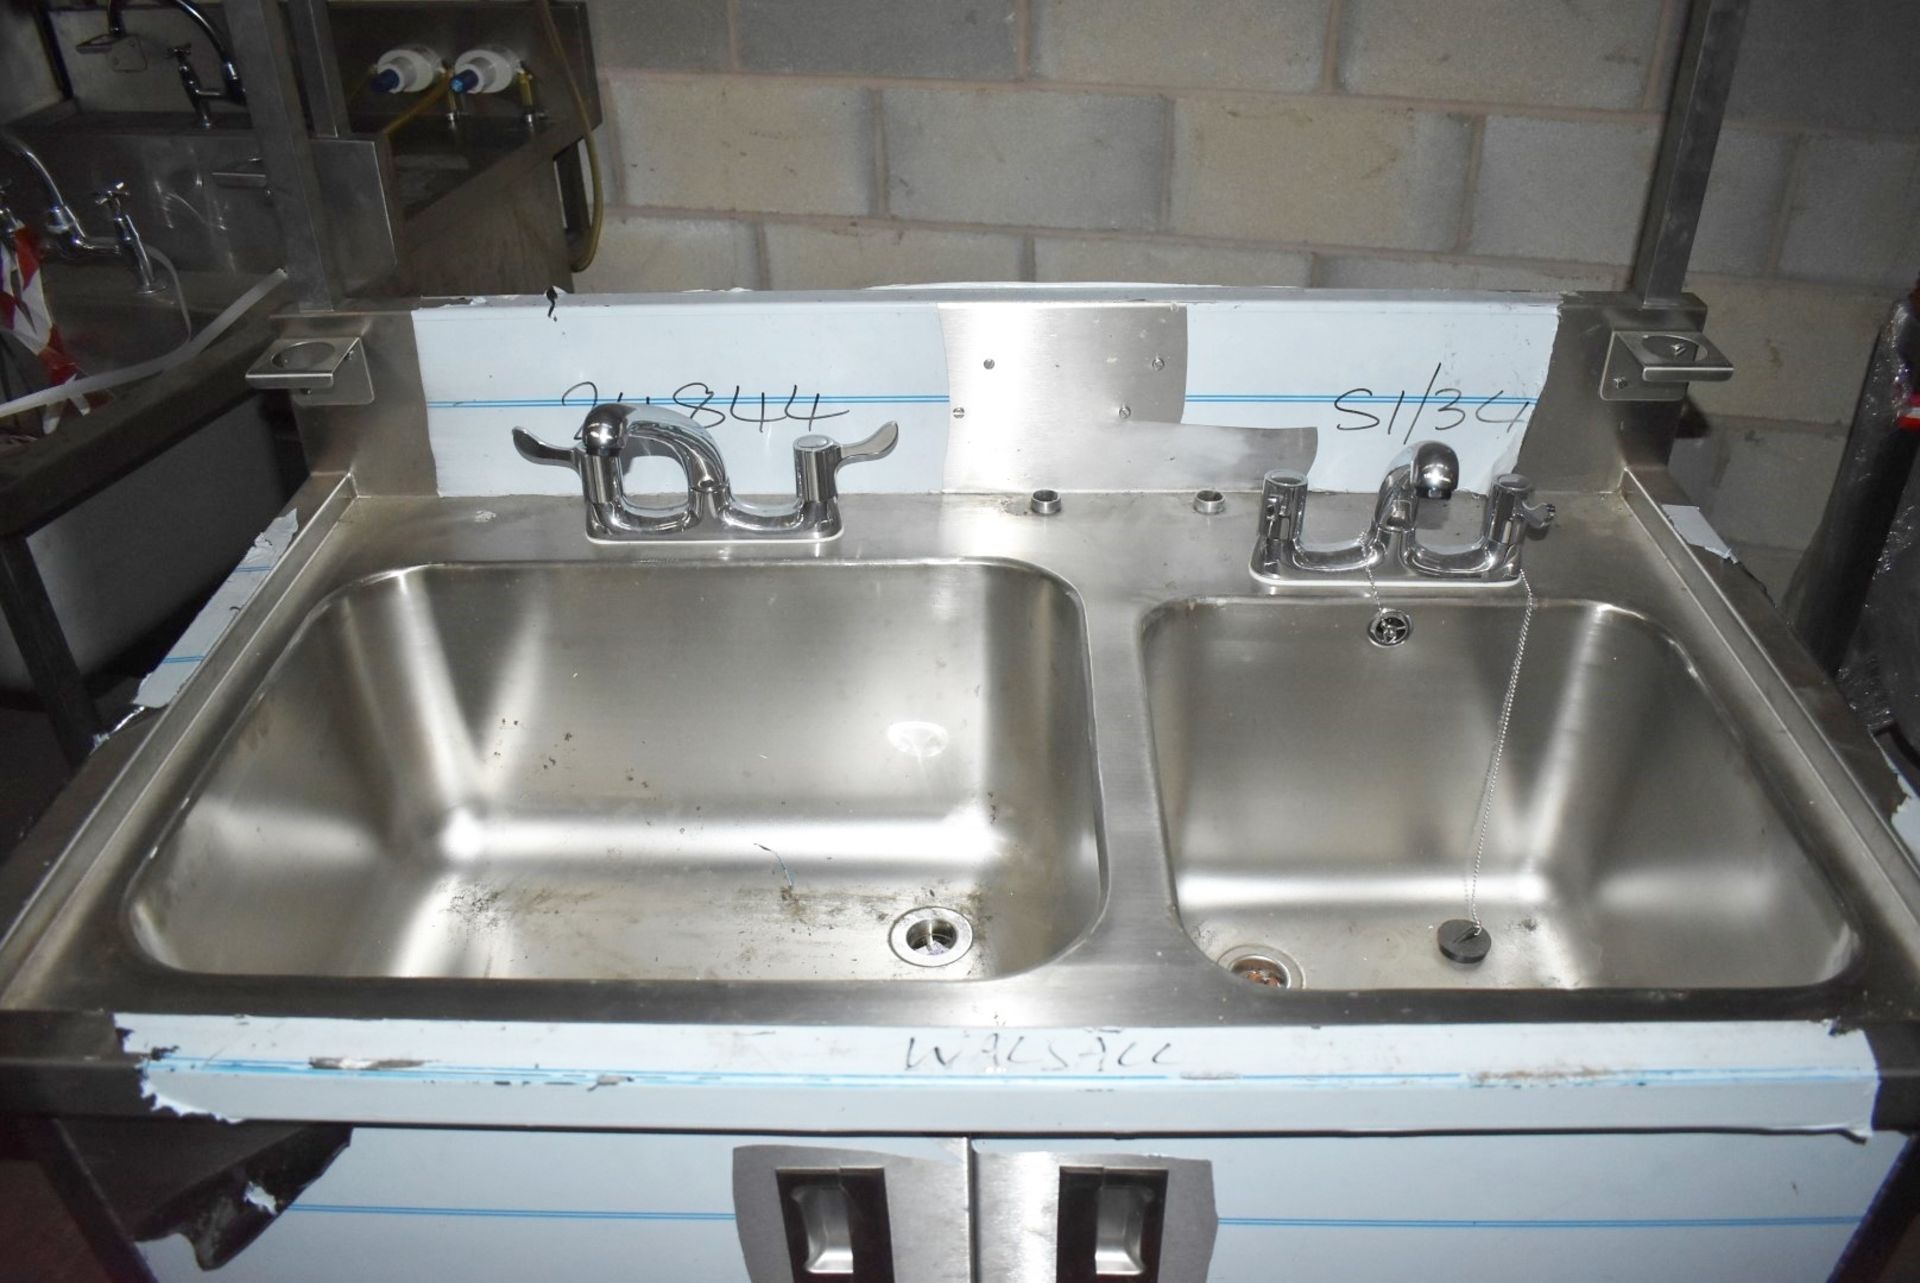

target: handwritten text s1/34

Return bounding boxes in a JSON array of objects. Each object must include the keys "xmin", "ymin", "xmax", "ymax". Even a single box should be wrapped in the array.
[{"xmin": 1325, "ymin": 362, "xmax": 1533, "ymax": 441}]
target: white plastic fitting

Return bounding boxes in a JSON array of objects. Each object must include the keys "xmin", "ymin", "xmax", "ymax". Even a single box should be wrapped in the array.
[
  {"xmin": 369, "ymin": 43, "xmax": 442, "ymax": 94},
  {"xmin": 450, "ymin": 45, "xmax": 522, "ymax": 95}
]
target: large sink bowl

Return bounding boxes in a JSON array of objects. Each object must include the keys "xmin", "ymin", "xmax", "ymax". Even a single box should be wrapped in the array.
[
  {"xmin": 1144, "ymin": 596, "xmax": 1859, "ymax": 991},
  {"xmin": 127, "ymin": 562, "xmax": 1102, "ymax": 981}
]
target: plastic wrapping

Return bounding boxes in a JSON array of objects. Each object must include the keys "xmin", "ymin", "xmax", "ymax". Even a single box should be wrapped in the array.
[{"xmin": 1865, "ymin": 447, "xmax": 1920, "ymax": 747}]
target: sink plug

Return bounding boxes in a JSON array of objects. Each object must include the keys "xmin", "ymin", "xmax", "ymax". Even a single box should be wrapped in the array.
[{"xmin": 1438, "ymin": 918, "xmax": 1491, "ymax": 964}]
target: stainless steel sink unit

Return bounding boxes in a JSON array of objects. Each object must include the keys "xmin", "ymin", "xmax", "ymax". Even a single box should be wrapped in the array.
[
  {"xmin": 3, "ymin": 286, "xmax": 1920, "ymax": 1110},
  {"xmin": 1144, "ymin": 597, "xmax": 1858, "ymax": 992},
  {"xmin": 10, "ymin": 0, "xmax": 1920, "ymax": 1260},
  {"xmin": 7, "ymin": 474, "xmax": 1920, "ymax": 1031},
  {"xmin": 126, "ymin": 561, "xmax": 1102, "ymax": 981}
]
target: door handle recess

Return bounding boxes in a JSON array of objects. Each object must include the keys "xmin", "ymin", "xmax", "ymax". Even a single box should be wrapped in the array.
[
  {"xmin": 776, "ymin": 1169, "xmax": 895, "ymax": 1283},
  {"xmin": 1059, "ymin": 1168, "xmax": 1170, "ymax": 1283}
]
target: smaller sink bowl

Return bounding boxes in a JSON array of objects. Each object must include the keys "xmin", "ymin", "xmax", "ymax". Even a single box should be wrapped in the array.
[
  {"xmin": 1144, "ymin": 597, "xmax": 1859, "ymax": 992},
  {"xmin": 125, "ymin": 561, "xmax": 1103, "ymax": 981}
]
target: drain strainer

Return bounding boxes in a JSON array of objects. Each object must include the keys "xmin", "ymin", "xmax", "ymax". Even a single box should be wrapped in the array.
[
  {"xmin": 1218, "ymin": 944, "xmax": 1302, "ymax": 989},
  {"xmin": 889, "ymin": 906, "xmax": 975, "ymax": 967},
  {"xmin": 1366, "ymin": 608, "xmax": 1412, "ymax": 647}
]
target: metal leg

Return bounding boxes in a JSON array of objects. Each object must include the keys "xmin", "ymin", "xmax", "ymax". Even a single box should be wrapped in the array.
[
  {"xmin": 0, "ymin": 535, "xmax": 99, "ymax": 765},
  {"xmin": 17, "ymin": 1117, "xmax": 159, "ymax": 1283},
  {"xmin": 284, "ymin": 0, "xmax": 352, "ymax": 140},
  {"xmin": 222, "ymin": 0, "xmax": 342, "ymax": 309},
  {"xmin": 1630, "ymin": 0, "xmax": 1750, "ymax": 303},
  {"xmin": 1786, "ymin": 300, "xmax": 1920, "ymax": 673}
]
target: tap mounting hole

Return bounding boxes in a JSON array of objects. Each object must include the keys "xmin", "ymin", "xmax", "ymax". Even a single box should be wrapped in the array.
[
  {"xmin": 889, "ymin": 906, "xmax": 975, "ymax": 967},
  {"xmin": 1218, "ymin": 944, "xmax": 1301, "ymax": 989},
  {"xmin": 1230, "ymin": 956, "xmax": 1290, "ymax": 987},
  {"xmin": 906, "ymin": 917, "xmax": 958, "ymax": 954}
]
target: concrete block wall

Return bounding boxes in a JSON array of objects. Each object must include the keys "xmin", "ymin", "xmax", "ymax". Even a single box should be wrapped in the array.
[
  {"xmin": 580, "ymin": 0, "xmax": 1919, "ymax": 594},
  {"xmin": 0, "ymin": 2, "xmax": 61, "ymax": 125}
]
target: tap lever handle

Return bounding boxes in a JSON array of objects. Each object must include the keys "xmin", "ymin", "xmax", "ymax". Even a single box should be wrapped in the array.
[
  {"xmin": 92, "ymin": 181, "xmax": 131, "ymax": 213},
  {"xmin": 795, "ymin": 419, "xmax": 899, "ymax": 467},
  {"xmin": 1489, "ymin": 473, "xmax": 1556, "ymax": 537},
  {"xmin": 517, "ymin": 403, "xmax": 720, "ymax": 483},
  {"xmin": 837, "ymin": 419, "xmax": 899, "ymax": 467},
  {"xmin": 512, "ymin": 427, "xmax": 577, "ymax": 467},
  {"xmin": 791, "ymin": 420, "xmax": 899, "ymax": 509}
]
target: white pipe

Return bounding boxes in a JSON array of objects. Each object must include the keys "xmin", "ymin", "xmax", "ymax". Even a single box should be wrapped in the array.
[{"xmin": 0, "ymin": 267, "xmax": 286, "ymax": 425}]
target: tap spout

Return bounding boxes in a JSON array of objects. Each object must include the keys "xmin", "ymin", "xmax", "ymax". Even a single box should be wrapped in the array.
[{"xmin": 1372, "ymin": 440, "xmax": 1460, "ymax": 534}]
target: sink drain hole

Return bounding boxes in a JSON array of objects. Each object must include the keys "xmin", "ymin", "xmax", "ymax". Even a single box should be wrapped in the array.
[
  {"xmin": 890, "ymin": 907, "xmax": 975, "ymax": 967},
  {"xmin": 1367, "ymin": 608, "xmax": 1413, "ymax": 647},
  {"xmin": 1218, "ymin": 945, "xmax": 1301, "ymax": 990}
]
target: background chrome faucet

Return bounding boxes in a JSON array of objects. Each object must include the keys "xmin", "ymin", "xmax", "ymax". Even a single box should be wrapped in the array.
[
  {"xmin": 0, "ymin": 131, "xmax": 161, "ymax": 295},
  {"xmin": 513, "ymin": 403, "xmax": 899, "ymax": 542},
  {"xmin": 1253, "ymin": 440, "xmax": 1553, "ymax": 582},
  {"xmin": 105, "ymin": 0, "xmax": 247, "ymax": 126}
]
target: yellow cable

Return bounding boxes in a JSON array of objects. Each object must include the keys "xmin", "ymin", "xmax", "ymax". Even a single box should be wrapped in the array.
[
  {"xmin": 534, "ymin": 0, "xmax": 603, "ymax": 273},
  {"xmin": 381, "ymin": 70, "xmax": 450, "ymax": 138}
]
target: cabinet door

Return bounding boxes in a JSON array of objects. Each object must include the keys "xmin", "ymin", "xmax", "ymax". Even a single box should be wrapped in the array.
[
  {"xmin": 140, "ymin": 1129, "xmax": 963, "ymax": 1283},
  {"xmin": 139, "ymin": 1127, "xmax": 1906, "ymax": 1281},
  {"xmin": 974, "ymin": 1132, "xmax": 1904, "ymax": 1283}
]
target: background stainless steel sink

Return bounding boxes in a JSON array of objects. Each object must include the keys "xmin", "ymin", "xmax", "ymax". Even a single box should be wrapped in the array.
[
  {"xmin": 1144, "ymin": 597, "xmax": 1860, "ymax": 991},
  {"xmin": 127, "ymin": 561, "xmax": 1102, "ymax": 981}
]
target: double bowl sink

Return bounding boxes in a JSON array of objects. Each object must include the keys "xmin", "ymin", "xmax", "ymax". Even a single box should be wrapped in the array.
[{"xmin": 80, "ymin": 481, "xmax": 1881, "ymax": 1020}]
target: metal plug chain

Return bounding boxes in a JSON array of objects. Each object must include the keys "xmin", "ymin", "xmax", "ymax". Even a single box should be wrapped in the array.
[{"xmin": 1465, "ymin": 569, "xmax": 1535, "ymax": 931}]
